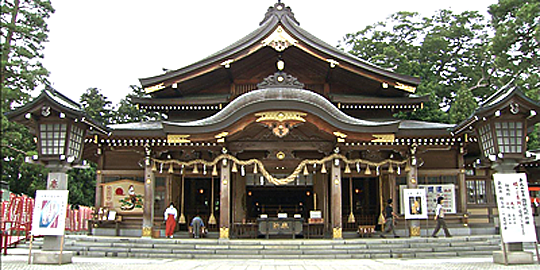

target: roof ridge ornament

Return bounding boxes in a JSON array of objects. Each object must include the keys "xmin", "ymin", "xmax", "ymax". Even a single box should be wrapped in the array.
[
  {"xmin": 257, "ymin": 71, "xmax": 305, "ymax": 89},
  {"xmin": 260, "ymin": 2, "xmax": 300, "ymax": 26}
]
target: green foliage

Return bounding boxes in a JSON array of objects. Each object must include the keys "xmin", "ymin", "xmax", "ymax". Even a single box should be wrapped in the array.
[
  {"xmin": 1, "ymin": 0, "xmax": 53, "ymax": 198},
  {"xmin": 489, "ymin": 0, "xmax": 540, "ymax": 94},
  {"xmin": 1, "ymin": 114, "xmax": 48, "ymax": 196},
  {"xmin": 66, "ymin": 163, "xmax": 96, "ymax": 206},
  {"xmin": 113, "ymin": 85, "xmax": 161, "ymax": 124},
  {"xmin": 340, "ymin": 9, "xmax": 493, "ymax": 124},
  {"xmin": 489, "ymin": 0, "xmax": 539, "ymax": 149},
  {"xmin": 80, "ymin": 87, "xmax": 114, "ymax": 126},
  {"xmin": 1, "ymin": 0, "xmax": 54, "ymax": 112}
]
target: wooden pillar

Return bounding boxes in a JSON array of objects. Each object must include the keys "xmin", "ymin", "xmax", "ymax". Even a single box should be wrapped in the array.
[
  {"xmin": 407, "ymin": 145, "xmax": 420, "ymax": 237},
  {"xmin": 331, "ymin": 159, "xmax": 342, "ymax": 239},
  {"xmin": 95, "ymin": 154, "xmax": 104, "ymax": 209},
  {"xmin": 165, "ymin": 174, "xmax": 173, "ymax": 209},
  {"xmin": 233, "ymin": 174, "xmax": 247, "ymax": 223},
  {"xmin": 219, "ymin": 159, "xmax": 231, "ymax": 239},
  {"xmin": 142, "ymin": 149, "xmax": 155, "ymax": 238},
  {"xmin": 457, "ymin": 147, "xmax": 467, "ymax": 214}
]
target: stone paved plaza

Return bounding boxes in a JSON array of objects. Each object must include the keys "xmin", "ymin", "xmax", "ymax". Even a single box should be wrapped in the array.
[{"xmin": 2, "ymin": 252, "xmax": 539, "ymax": 270}]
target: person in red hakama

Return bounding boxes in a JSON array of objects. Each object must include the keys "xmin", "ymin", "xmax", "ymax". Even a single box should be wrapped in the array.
[{"xmin": 164, "ymin": 203, "xmax": 178, "ymax": 238}]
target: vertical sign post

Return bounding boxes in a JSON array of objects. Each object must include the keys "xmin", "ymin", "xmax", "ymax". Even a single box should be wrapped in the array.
[{"xmin": 493, "ymin": 173, "xmax": 539, "ymax": 265}]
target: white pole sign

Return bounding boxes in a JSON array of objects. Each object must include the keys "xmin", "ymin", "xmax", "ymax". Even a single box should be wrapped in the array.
[
  {"xmin": 31, "ymin": 190, "xmax": 69, "ymax": 236},
  {"xmin": 403, "ymin": 189, "xmax": 428, "ymax": 220},
  {"xmin": 493, "ymin": 173, "xmax": 536, "ymax": 243}
]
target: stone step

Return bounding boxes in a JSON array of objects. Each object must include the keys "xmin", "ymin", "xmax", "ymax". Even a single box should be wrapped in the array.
[{"xmin": 14, "ymin": 234, "xmax": 502, "ymax": 259}]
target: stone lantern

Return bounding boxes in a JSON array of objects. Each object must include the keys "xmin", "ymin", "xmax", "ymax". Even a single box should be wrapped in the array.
[
  {"xmin": 453, "ymin": 86, "xmax": 539, "ymax": 265},
  {"xmin": 7, "ymin": 88, "xmax": 107, "ymax": 264}
]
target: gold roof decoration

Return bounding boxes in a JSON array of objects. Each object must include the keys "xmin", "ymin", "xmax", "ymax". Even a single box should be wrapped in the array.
[
  {"xmin": 261, "ymin": 25, "xmax": 298, "ymax": 52},
  {"xmin": 255, "ymin": 111, "xmax": 306, "ymax": 122}
]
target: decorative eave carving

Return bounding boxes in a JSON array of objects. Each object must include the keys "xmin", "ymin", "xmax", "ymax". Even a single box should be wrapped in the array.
[
  {"xmin": 261, "ymin": 25, "xmax": 298, "ymax": 52},
  {"xmin": 257, "ymin": 71, "xmax": 305, "ymax": 89}
]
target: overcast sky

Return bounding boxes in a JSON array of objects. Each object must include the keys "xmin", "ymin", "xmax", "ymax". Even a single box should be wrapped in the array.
[{"xmin": 41, "ymin": 0, "xmax": 498, "ymax": 105}]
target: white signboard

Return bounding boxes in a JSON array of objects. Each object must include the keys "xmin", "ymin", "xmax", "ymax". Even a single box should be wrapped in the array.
[
  {"xmin": 494, "ymin": 173, "xmax": 536, "ymax": 243},
  {"xmin": 403, "ymin": 189, "xmax": 428, "ymax": 219},
  {"xmin": 400, "ymin": 184, "xmax": 456, "ymax": 215},
  {"xmin": 31, "ymin": 190, "xmax": 69, "ymax": 236}
]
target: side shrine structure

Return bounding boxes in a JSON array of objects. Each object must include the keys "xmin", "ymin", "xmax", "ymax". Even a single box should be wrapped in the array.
[{"xmin": 8, "ymin": 2, "xmax": 540, "ymax": 239}]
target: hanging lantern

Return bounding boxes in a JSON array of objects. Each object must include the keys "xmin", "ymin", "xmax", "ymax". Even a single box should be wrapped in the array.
[
  {"xmin": 159, "ymin": 163, "xmax": 164, "ymax": 173},
  {"xmin": 212, "ymin": 165, "xmax": 218, "ymax": 176},
  {"xmin": 376, "ymin": 166, "xmax": 380, "ymax": 176},
  {"xmin": 241, "ymin": 165, "xmax": 245, "ymax": 176},
  {"xmin": 344, "ymin": 163, "xmax": 351, "ymax": 174},
  {"xmin": 151, "ymin": 161, "xmax": 157, "ymax": 172},
  {"xmin": 180, "ymin": 164, "xmax": 184, "ymax": 175},
  {"xmin": 253, "ymin": 164, "xmax": 258, "ymax": 174},
  {"xmin": 388, "ymin": 163, "xmax": 394, "ymax": 173},
  {"xmin": 192, "ymin": 165, "xmax": 199, "ymax": 174},
  {"xmin": 203, "ymin": 164, "xmax": 207, "ymax": 175},
  {"xmin": 365, "ymin": 165, "xmax": 371, "ymax": 175},
  {"xmin": 303, "ymin": 165, "xmax": 309, "ymax": 175},
  {"xmin": 321, "ymin": 163, "xmax": 327, "ymax": 174},
  {"xmin": 356, "ymin": 162, "xmax": 361, "ymax": 173},
  {"xmin": 397, "ymin": 165, "xmax": 401, "ymax": 175},
  {"xmin": 231, "ymin": 162, "xmax": 238, "ymax": 173},
  {"xmin": 168, "ymin": 164, "xmax": 174, "ymax": 174}
]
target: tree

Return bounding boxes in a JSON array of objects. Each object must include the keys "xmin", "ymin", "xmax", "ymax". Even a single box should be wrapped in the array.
[
  {"xmin": 80, "ymin": 87, "xmax": 114, "ymax": 126},
  {"xmin": 0, "ymin": 114, "xmax": 48, "ymax": 196},
  {"xmin": 489, "ymin": 0, "xmax": 540, "ymax": 97},
  {"xmin": 340, "ymin": 10, "xmax": 493, "ymax": 124},
  {"xmin": 1, "ymin": 0, "xmax": 53, "ymax": 197},
  {"xmin": 489, "ymin": 0, "xmax": 539, "ymax": 150},
  {"xmin": 67, "ymin": 164, "xmax": 96, "ymax": 206},
  {"xmin": 1, "ymin": 0, "xmax": 54, "ymax": 112},
  {"xmin": 113, "ymin": 85, "xmax": 161, "ymax": 124}
]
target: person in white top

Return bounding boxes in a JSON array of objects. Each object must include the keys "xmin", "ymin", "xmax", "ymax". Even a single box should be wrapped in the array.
[
  {"xmin": 164, "ymin": 203, "xmax": 178, "ymax": 238},
  {"xmin": 431, "ymin": 196, "xmax": 452, "ymax": 238}
]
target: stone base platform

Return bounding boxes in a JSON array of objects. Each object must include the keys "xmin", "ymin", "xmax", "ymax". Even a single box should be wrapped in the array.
[
  {"xmin": 493, "ymin": 250, "xmax": 534, "ymax": 265},
  {"xmin": 31, "ymin": 250, "xmax": 73, "ymax": 264}
]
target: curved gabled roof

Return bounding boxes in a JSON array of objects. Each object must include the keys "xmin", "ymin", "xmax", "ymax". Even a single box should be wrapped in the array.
[
  {"xmin": 109, "ymin": 87, "xmax": 453, "ymax": 137},
  {"xmin": 162, "ymin": 87, "xmax": 400, "ymax": 134},
  {"xmin": 139, "ymin": 2, "xmax": 420, "ymax": 92}
]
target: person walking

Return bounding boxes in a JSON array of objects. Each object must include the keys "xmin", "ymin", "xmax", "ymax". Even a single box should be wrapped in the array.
[
  {"xmin": 431, "ymin": 196, "xmax": 452, "ymax": 238},
  {"xmin": 380, "ymin": 199, "xmax": 399, "ymax": 238},
  {"xmin": 164, "ymin": 203, "xmax": 178, "ymax": 238},
  {"xmin": 191, "ymin": 214, "xmax": 205, "ymax": 238}
]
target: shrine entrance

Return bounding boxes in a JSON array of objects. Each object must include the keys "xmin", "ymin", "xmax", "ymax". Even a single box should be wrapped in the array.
[
  {"xmin": 242, "ymin": 173, "xmax": 314, "ymax": 221},
  {"xmin": 342, "ymin": 177, "xmax": 380, "ymax": 231},
  {"xmin": 246, "ymin": 186, "xmax": 314, "ymax": 219},
  {"xmin": 175, "ymin": 177, "xmax": 220, "ymax": 231}
]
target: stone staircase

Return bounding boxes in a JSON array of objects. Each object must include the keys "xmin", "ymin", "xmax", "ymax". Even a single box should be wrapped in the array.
[{"xmin": 17, "ymin": 235, "xmax": 502, "ymax": 259}]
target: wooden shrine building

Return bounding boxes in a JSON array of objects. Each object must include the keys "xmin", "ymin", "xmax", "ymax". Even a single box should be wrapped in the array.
[
  {"xmin": 10, "ymin": 2, "xmax": 537, "ymax": 239},
  {"xmin": 88, "ymin": 1, "xmax": 465, "ymax": 238}
]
